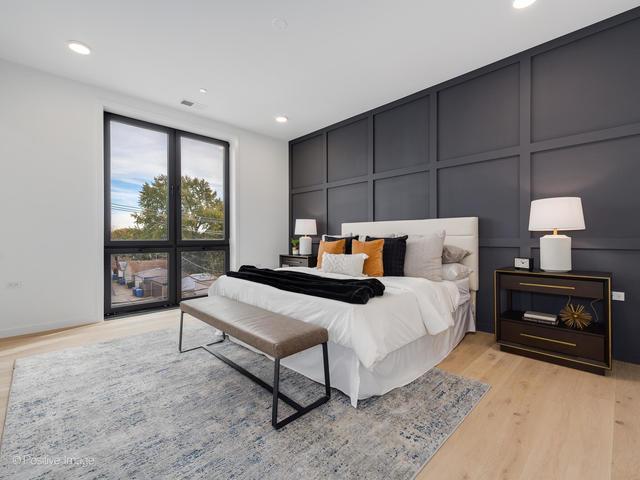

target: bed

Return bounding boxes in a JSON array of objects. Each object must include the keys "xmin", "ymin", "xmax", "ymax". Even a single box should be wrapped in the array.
[{"xmin": 208, "ymin": 217, "xmax": 479, "ymax": 407}]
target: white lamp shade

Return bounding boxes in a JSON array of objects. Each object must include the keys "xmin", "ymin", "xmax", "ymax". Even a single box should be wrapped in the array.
[
  {"xmin": 294, "ymin": 218, "xmax": 317, "ymax": 236},
  {"xmin": 528, "ymin": 197, "xmax": 585, "ymax": 232}
]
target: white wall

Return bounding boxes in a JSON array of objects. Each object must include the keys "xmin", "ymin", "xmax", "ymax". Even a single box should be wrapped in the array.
[{"xmin": 0, "ymin": 59, "xmax": 288, "ymax": 338}]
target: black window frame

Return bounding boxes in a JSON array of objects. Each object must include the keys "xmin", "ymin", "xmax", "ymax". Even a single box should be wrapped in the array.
[{"xmin": 104, "ymin": 112, "xmax": 230, "ymax": 316}]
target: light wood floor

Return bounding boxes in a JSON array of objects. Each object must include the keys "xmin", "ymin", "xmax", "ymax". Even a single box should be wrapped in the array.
[{"xmin": 1, "ymin": 311, "xmax": 638, "ymax": 480}]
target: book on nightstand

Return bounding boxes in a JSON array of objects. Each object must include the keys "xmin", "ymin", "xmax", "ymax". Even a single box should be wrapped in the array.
[{"xmin": 523, "ymin": 310, "xmax": 559, "ymax": 326}]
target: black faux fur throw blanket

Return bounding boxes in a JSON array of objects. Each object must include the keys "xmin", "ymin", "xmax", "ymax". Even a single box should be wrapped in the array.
[{"xmin": 226, "ymin": 265, "xmax": 385, "ymax": 304}]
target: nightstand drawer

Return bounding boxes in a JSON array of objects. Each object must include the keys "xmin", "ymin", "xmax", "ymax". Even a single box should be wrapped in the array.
[
  {"xmin": 279, "ymin": 255, "xmax": 317, "ymax": 268},
  {"xmin": 500, "ymin": 274, "xmax": 604, "ymax": 299},
  {"xmin": 501, "ymin": 320, "xmax": 605, "ymax": 362},
  {"xmin": 282, "ymin": 257, "xmax": 307, "ymax": 267}
]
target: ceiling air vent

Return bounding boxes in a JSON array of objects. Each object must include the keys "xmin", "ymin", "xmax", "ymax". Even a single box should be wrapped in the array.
[{"xmin": 180, "ymin": 99, "xmax": 195, "ymax": 107}]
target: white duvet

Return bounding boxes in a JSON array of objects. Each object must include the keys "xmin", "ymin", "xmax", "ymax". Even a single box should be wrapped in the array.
[{"xmin": 207, "ymin": 267, "xmax": 461, "ymax": 369}]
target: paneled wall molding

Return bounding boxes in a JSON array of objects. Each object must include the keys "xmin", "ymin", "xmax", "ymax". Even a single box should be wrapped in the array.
[
  {"xmin": 291, "ymin": 176, "xmax": 369, "ymax": 195},
  {"xmin": 290, "ymin": 185, "xmax": 327, "ymax": 195},
  {"xmin": 529, "ymin": 238, "xmax": 640, "ymax": 251},
  {"xmin": 528, "ymin": 122, "xmax": 640, "ymax": 154},
  {"xmin": 518, "ymin": 58, "xmax": 533, "ymax": 259},
  {"xmin": 433, "ymin": 148, "xmax": 521, "ymax": 170},
  {"xmin": 373, "ymin": 164, "xmax": 430, "ymax": 180},
  {"xmin": 290, "ymin": 7, "xmax": 640, "ymax": 363}
]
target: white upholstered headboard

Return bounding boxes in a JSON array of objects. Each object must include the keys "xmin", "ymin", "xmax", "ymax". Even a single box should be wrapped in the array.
[{"xmin": 341, "ymin": 217, "xmax": 479, "ymax": 292}]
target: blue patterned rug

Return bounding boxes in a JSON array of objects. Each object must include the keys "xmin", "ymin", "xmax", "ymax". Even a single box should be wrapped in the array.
[{"xmin": 0, "ymin": 325, "xmax": 488, "ymax": 479}]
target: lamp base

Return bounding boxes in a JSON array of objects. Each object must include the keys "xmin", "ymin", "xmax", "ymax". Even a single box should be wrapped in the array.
[
  {"xmin": 540, "ymin": 234, "xmax": 572, "ymax": 272},
  {"xmin": 299, "ymin": 236, "xmax": 312, "ymax": 256}
]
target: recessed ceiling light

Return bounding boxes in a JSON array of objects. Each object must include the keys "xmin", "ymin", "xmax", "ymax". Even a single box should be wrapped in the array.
[
  {"xmin": 199, "ymin": 88, "xmax": 208, "ymax": 94},
  {"xmin": 513, "ymin": 0, "xmax": 536, "ymax": 9},
  {"xmin": 275, "ymin": 115, "xmax": 288, "ymax": 123},
  {"xmin": 67, "ymin": 41, "xmax": 91, "ymax": 55},
  {"xmin": 272, "ymin": 17, "xmax": 288, "ymax": 31}
]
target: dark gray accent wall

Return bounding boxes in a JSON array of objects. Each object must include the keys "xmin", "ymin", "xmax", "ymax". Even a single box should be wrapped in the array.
[{"xmin": 289, "ymin": 8, "xmax": 640, "ymax": 363}]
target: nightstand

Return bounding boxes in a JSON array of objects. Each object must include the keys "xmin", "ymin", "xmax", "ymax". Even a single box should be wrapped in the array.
[
  {"xmin": 279, "ymin": 254, "xmax": 317, "ymax": 268},
  {"xmin": 494, "ymin": 267, "xmax": 612, "ymax": 375}
]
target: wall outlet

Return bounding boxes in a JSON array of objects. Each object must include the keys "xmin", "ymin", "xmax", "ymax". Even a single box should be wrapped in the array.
[
  {"xmin": 612, "ymin": 291, "xmax": 625, "ymax": 302},
  {"xmin": 5, "ymin": 280, "xmax": 23, "ymax": 289}
]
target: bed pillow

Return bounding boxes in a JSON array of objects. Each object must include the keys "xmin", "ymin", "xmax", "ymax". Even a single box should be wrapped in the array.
[
  {"xmin": 322, "ymin": 233, "xmax": 352, "ymax": 242},
  {"xmin": 365, "ymin": 235, "xmax": 408, "ymax": 276},
  {"xmin": 324, "ymin": 235, "xmax": 358, "ymax": 254},
  {"xmin": 403, "ymin": 231, "xmax": 445, "ymax": 281},
  {"xmin": 320, "ymin": 253, "xmax": 368, "ymax": 277},
  {"xmin": 352, "ymin": 239, "xmax": 385, "ymax": 277},
  {"xmin": 317, "ymin": 239, "xmax": 346, "ymax": 269},
  {"xmin": 442, "ymin": 263, "xmax": 473, "ymax": 281},
  {"xmin": 442, "ymin": 244, "xmax": 470, "ymax": 264},
  {"xmin": 357, "ymin": 233, "xmax": 397, "ymax": 242}
]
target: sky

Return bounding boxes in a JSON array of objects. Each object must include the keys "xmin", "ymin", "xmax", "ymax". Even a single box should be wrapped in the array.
[{"xmin": 110, "ymin": 120, "xmax": 225, "ymax": 230}]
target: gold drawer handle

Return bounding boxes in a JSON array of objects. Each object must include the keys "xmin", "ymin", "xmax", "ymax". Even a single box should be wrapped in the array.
[
  {"xmin": 519, "ymin": 282, "xmax": 575, "ymax": 290},
  {"xmin": 520, "ymin": 333, "xmax": 576, "ymax": 347}
]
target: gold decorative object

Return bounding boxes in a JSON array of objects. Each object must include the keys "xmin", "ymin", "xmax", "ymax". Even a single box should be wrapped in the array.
[{"xmin": 560, "ymin": 303, "xmax": 592, "ymax": 329}]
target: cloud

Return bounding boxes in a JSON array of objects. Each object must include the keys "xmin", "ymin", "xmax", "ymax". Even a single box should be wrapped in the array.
[
  {"xmin": 111, "ymin": 210, "xmax": 136, "ymax": 229},
  {"xmin": 110, "ymin": 120, "xmax": 168, "ymax": 186},
  {"xmin": 109, "ymin": 120, "xmax": 225, "ymax": 199},
  {"xmin": 111, "ymin": 182, "xmax": 142, "ymax": 207},
  {"xmin": 180, "ymin": 137, "xmax": 225, "ymax": 192}
]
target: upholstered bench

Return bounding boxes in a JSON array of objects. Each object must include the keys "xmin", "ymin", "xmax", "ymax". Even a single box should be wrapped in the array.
[{"xmin": 179, "ymin": 295, "xmax": 331, "ymax": 429}]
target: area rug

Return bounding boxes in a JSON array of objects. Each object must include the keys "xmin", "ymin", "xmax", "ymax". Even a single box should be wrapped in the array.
[{"xmin": 0, "ymin": 324, "xmax": 488, "ymax": 479}]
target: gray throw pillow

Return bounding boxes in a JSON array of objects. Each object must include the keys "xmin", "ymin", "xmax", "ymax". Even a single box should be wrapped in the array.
[
  {"xmin": 404, "ymin": 231, "xmax": 445, "ymax": 281},
  {"xmin": 442, "ymin": 244, "xmax": 470, "ymax": 264}
]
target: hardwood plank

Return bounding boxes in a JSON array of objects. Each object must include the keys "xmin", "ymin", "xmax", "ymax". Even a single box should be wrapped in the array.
[
  {"xmin": 0, "ymin": 310, "xmax": 180, "ymax": 441},
  {"xmin": 612, "ymin": 362, "xmax": 640, "ymax": 480},
  {"xmin": 516, "ymin": 364, "xmax": 614, "ymax": 480},
  {"xmin": 0, "ymin": 314, "xmax": 638, "ymax": 480},
  {"xmin": 418, "ymin": 340, "xmax": 528, "ymax": 479}
]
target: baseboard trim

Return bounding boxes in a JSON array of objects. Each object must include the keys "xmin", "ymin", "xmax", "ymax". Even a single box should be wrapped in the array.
[{"xmin": 0, "ymin": 319, "xmax": 101, "ymax": 340}]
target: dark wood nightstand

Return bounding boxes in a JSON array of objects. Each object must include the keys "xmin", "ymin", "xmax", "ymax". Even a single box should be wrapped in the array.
[
  {"xmin": 494, "ymin": 267, "xmax": 612, "ymax": 375},
  {"xmin": 279, "ymin": 254, "xmax": 317, "ymax": 268}
]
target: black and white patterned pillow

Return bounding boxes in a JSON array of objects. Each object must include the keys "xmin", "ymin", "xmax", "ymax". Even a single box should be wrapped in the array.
[
  {"xmin": 365, "ymin": 235, "xmax": 408, "ymax": 276},
  {"xmin": 324, "ymin": 235, "xmax": 358, "ymax": 254}
]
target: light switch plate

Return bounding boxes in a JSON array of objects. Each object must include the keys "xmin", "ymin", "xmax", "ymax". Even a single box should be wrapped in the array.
[{"xmin": 612, "ymin": 291, "xmax": 625, "ymax": 301}]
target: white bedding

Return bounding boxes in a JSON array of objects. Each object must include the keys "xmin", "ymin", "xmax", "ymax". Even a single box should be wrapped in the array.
[
  {"xmin": 454, "ymin": 277, "xmax": 471, "ymax": 305},
  {"xmin": 207, "ymin": 267, "xmax": 462, "ymax": 369},
  {"xmin": 282, "ymin": 300, "xmax": 475, "ymax": 407}
]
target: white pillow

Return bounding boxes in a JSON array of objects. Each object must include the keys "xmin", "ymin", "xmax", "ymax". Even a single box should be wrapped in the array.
[
  {"xmin": 357, "ymin": 233, "xmax": 397, "ymax": 242},
  {"xmin": 322, "ymin": 233, "xmax": 352, "ymax": 241},
  {"xmin": 442, "ymin": 263, "xmax": 473, "ymax": 281},
  {"xmin": 321, "ymin": 253, "xmax": 368, "ymax": 277},
  {"xmin": 404, "ymin": 231, "xmax": 445, "ymax": 281}
]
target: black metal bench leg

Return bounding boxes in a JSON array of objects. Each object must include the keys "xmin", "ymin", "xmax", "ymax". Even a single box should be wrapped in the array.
[
  {"xmin": 322, "ymin": 342, "xmax": 331, "ymax": 398},
  {"xmin": 178, "ymin": 311, "xmax": 225, "ymax": 353},
  {"xmin": 181, "ymin": 315, "xmax": 331, "ymax": 429},
  {"xmin": 270, "ymin": 343, "xmax": 331, "ymax": 429},
  {"xmin": 272, "ymin": 359, "xmax": 280, "ymax": 428}
]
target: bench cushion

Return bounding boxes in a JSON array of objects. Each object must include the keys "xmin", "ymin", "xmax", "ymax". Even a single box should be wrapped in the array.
[{"xmin": 180, "ymin": 296, "xmax": 328, "ymax": 359}]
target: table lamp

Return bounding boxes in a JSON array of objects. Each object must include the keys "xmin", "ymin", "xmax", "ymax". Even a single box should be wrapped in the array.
[
  {"xmin": 294, "ymin": 219, "xmax": 317, "ymax": 256},
  {"xmin": 528, "ymin": 197, "xmax": 585, "ymax": 272}
]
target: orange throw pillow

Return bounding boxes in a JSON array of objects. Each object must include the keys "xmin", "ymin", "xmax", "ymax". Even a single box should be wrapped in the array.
[
  {"xmin": 317, "ymin": 239, "xmax": 346, "ymax": 269},
  {"xmin": 352, "ymin": 239, "xmax": 384, "ymax": 277}
]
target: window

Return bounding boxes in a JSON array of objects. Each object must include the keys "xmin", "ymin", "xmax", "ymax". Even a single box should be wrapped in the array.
[{"xmin": 104, "ymin": 113, "xmax": 229, "ymax": 316}]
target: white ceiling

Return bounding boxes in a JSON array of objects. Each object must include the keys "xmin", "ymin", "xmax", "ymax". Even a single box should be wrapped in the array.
[{"xmin": 0, "ymin": 0, "xmax": 638, "ymax": 140}]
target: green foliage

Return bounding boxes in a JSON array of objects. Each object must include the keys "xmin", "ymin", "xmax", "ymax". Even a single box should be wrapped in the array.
[
  {"xmin": 110, "ymin": 227, "xmax": 142, "ymax": 240},
  {"xmin": 111, "ymin": 174, "xmax": 224, "ymax": 240},
  {"xmin": 290, "ymin": 238, "xmax": 299, "ymax": 247},
  {"xmin": 180, "ymin": 176, "xmax": 224, "ymax": 240},
  {"xmin": 181, "ymin": 251, "xmax": 225, "ymax": 277},
  {"xmin": 133, "ymin": 174, "xmax": 169, "ymax": 240}
]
